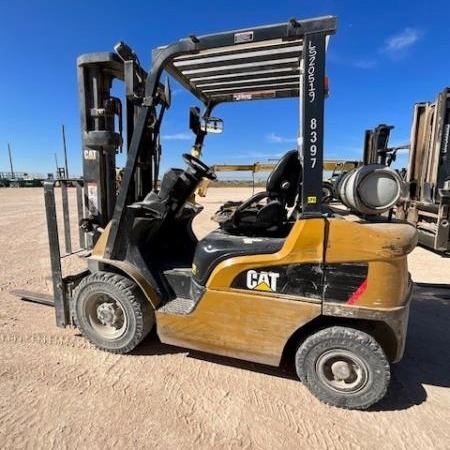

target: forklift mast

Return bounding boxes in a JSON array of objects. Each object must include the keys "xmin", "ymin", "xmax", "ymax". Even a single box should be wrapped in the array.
[
  {"xmin": 363, "ymin": 124, "xmax": 394, "ymax": 166},
  {"xmin": 78, "ymin": 53, "xmax": 123, "ymax": 231},
  {"xmin": 395, "ymin": 87, "xmax": 450, "ymax": 252},
  {"xmin": 77, "ymin": 44, "xmax": 161, "ymax": 245},
  {"xmin": 407, "ymin": 88, "xmax": 450, "ymax": 203}
]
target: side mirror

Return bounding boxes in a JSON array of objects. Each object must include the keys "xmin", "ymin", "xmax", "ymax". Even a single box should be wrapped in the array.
[
  {"xmin": 189, "ymin": 106, "xmax": 201, "ymax": 134},
  {"xmin": 201, "ymin": 117, "xmax": 224, "ymax": 134}
]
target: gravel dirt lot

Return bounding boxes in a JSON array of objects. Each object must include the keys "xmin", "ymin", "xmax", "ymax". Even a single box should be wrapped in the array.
[{"xmin": 0, "ymin": 187, "xmax": 449, "ymax": 450}]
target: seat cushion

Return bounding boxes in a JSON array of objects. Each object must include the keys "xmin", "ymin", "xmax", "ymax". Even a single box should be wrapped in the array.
[
  {"xmin": 192, "ymin": 229, "xmax": 284, "ymax": 285},
  {"xmin": 214, "ymin": 197, "xmax": 285, "ymax": 236}
]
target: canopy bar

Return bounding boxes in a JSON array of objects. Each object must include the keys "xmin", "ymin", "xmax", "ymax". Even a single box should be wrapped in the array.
[
  {"xmin": 196, "ymin": 74, "xmax": 300, "ymax": 88},
  {"xmin": 172, "ymin": 44, "xmax": 303, "ymax": 70},
  {"xmin": 209, "ymin": 88, "xmax": 299, "ymax": 104},
  {"xmin": 182, "ymin": 58, "xmax": 299, "ymax": 77},
  {"xmin": 174, "ymin": 38, "xmax": 299, "ymax": 60},
  {"xmin": 203, "ymin": 81, "xmax": 299, "ymax": 93},
  {"xmin": 189, "ymin": 66, "xmax": 299, "ymax": 83}
]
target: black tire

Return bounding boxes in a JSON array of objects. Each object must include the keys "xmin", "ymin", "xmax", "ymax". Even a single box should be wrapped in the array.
[
  {"xmin": 322, "ymin": 182, "xmax": 334, "ymax": 204},
  {"xmin": 73, "ymin": 271, "xmax": 154, "ymax": 354},
  {"xmin": 295, "ymin": 326, "xmax": 390, "ymax": 410}
]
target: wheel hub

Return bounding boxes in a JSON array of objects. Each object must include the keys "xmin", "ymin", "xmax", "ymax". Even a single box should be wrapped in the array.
[
  {"xmin": 331, "ymin": 360, "xmax": 352, "ymax": 381},
  {"xmin": 96, "ymin": 302, "xmax": 122, "ymax": 327},
  {"xmin": 316, "ymin": 349, "xmax": 368, "ymax": 394}
]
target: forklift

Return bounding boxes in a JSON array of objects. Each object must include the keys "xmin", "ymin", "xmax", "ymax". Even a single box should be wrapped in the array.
[
  {"xmin": 396, "ymin": 88, "xmax": 450, "ymax": 252},
  {"xmin": 16, "ymin": 15, "xmax": 418, "ymax": 409}
]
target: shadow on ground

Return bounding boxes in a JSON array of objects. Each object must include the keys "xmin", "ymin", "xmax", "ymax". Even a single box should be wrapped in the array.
[
  {"xmin": 418, "ymin": 244, "xmax": 450, "ymax": 258},
  {"xmin": 134, "ymin": 283, "xmax": 450, "ymax": 411},
  {"xmin": 375, "ymin": 283, "xmax": 450, "ymax": 410}
]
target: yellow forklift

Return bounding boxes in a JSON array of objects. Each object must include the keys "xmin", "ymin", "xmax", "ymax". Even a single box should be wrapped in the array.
[{"xmin": 16, "ymin": 15, "xmax": 417, "ymax": 409}]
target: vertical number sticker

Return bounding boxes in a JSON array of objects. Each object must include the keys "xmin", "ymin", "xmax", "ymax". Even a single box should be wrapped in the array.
[{"xmin": 310, "ymin": 118, "xmax": 317, "ymax": 168}]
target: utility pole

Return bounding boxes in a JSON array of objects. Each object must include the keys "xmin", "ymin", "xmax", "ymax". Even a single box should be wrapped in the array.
[
  {"xmin": 62, "ymin": 124, "xmax": 69, "ymax": 178},
  {"xmin": 54, "ymin": 153, "xmax": 59, "ymax": 178},
  {"xmin": 8, "ymin": 143, "xmax": 14, "ymax": 178}
]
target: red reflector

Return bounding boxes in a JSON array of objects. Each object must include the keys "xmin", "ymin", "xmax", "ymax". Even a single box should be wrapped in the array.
[{"xmin": 347, "ymin": 279, "xmax": 368, "ymax": 305}]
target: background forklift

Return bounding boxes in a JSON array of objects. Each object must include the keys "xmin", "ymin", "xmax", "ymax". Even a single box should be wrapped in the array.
[
  {"xmin": 396, "ymin": 88, "xmax": 450, "ymax": 252},
  {"xmin": 16, "ymin": 15, "xmax": 417, "ymax": 409},
  {"xmin": 361, "ymin": 90, "xmax": 450, "ymax": 253}
]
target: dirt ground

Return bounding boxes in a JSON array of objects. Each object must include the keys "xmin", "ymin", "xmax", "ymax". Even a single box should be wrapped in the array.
[{"xmin": 0, "ymin": 187, "xmax": 449, "ymax": 450}]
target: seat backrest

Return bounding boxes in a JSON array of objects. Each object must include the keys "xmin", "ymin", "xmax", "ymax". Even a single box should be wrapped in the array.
[{"xmin": 266, "ymin": 150, "xmax": 302, "ymax": 206}]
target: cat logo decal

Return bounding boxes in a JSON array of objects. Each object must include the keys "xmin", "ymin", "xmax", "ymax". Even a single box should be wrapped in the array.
[{"xmin": 246, "ymin": 270, "xmax": 280, "ymax": 292}]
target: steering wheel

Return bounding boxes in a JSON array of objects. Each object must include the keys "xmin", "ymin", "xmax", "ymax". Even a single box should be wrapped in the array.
[{"xmin": 182, "ymin": 153, "xmax": 217, "ymax": 180}]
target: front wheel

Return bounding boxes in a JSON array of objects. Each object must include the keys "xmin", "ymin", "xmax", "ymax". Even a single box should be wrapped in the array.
[
  {"xmin": 295, "ymin": 326, "xmax": 390, "ymax": 410},
  {"xmin": 73, "ymin": 271, "xmax": 154, "ymax": 354}
]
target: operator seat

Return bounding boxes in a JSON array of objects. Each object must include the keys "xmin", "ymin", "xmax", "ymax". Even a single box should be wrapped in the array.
[{"xmin": 218, "ymin": 150, "xmax": 302, "ymax": 236}]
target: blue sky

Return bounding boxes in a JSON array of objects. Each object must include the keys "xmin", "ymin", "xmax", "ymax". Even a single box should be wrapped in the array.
[{"xmin": 1, "ymin": 0, "xmax": 449, "ymax": 176}]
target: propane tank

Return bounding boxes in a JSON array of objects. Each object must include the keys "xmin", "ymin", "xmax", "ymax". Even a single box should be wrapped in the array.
[{"xmin": 336, "ymin": 164, "xmax": 403, "ymax": 215}]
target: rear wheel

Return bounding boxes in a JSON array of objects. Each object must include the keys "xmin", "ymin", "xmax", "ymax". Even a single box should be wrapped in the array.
[
  {"xmin": 295, "ymin": 326, "xmax": 390, "ymax": 409},
  {"xmin": 73, "ymin": 271, "xmax": 154, "ymax": 353}
]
